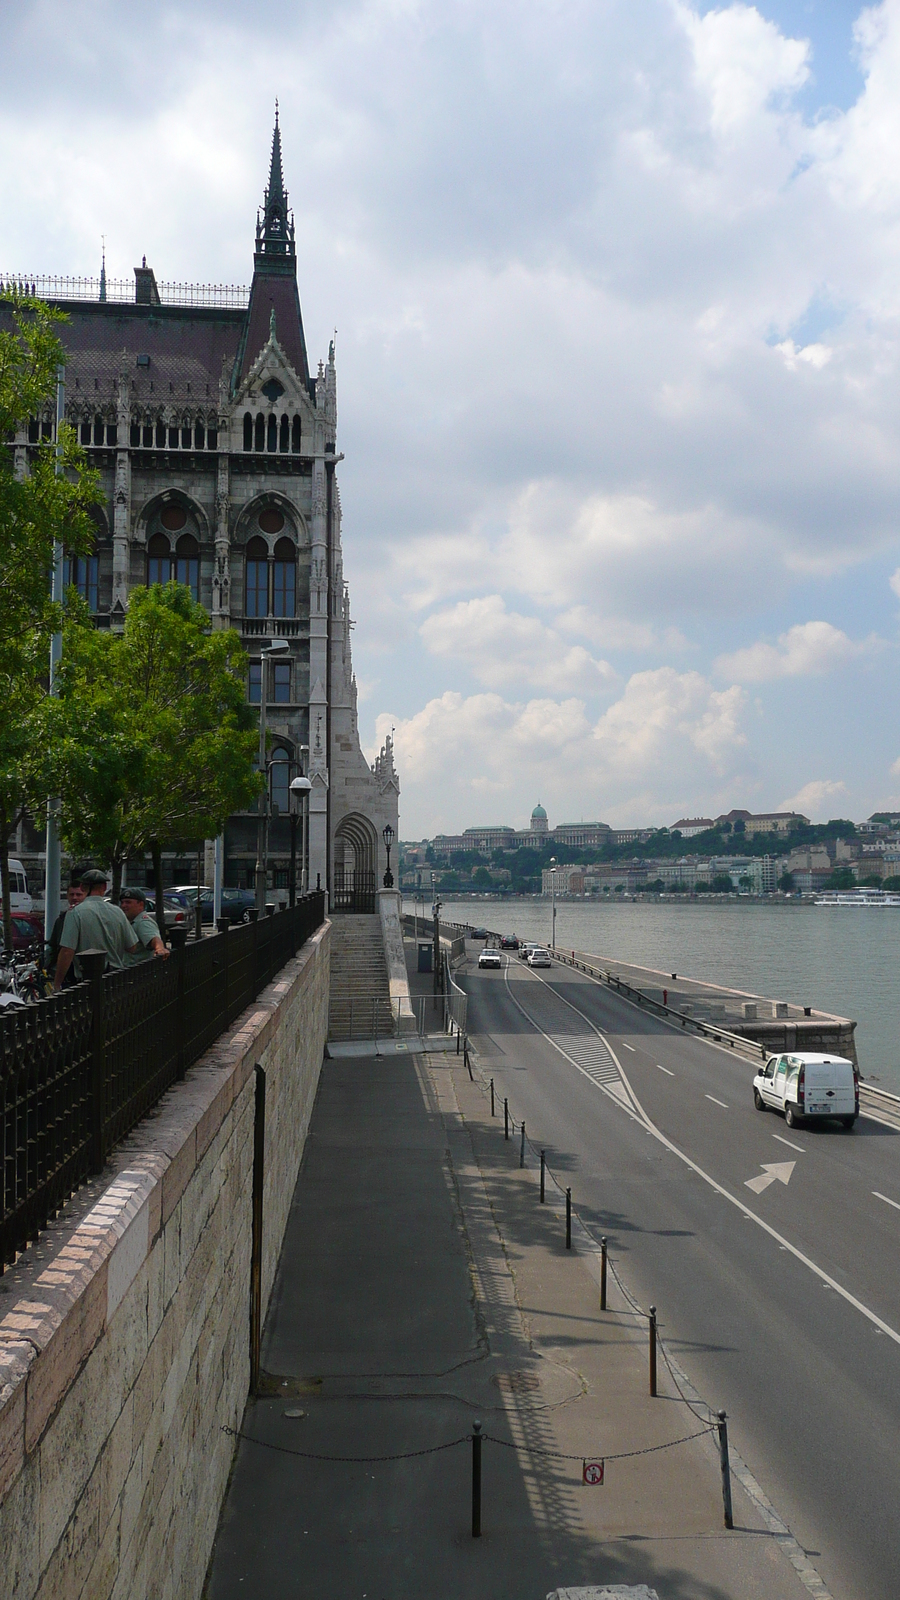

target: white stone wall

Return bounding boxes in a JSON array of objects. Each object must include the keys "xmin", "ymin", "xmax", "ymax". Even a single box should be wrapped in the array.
[{"xmin": 0, "ymin": 920, "xmax": 330, "ymax": 1600}]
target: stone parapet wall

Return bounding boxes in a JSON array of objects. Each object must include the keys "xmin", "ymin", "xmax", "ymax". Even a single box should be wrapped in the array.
[{"xmin": 0, "ymin": 920, "xmax": 330, "ymax": 1600}]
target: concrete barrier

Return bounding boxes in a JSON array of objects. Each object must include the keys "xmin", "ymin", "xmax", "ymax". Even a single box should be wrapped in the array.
[
  {"xmin": 379, "ymin": 890, "xmax": 416, "ymax": 1033},
  {"xmin": 0, "ymin": 921, "xmax": 330, "ymax": 1600}
]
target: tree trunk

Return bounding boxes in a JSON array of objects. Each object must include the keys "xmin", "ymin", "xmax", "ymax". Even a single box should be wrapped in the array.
[
  {"xmin": 151, "ymin": 838, "xmax": 167, "ymax": 945},
  {"xmin": 111, "ymin": 850, "xmax": 125, "ymax": 902}
]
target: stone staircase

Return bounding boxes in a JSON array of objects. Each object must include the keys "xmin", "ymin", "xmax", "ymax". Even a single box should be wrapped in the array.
[{"xmin": 328, "ymin": 914, "xmax": 394, "ymax": 1040}]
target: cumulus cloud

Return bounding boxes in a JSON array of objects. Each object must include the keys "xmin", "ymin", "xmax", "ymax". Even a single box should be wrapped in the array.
[
  {"xmin": 419, "ymin": 595, "xmax": 616, "ymax": 693},
  {"xmin": 715, "ymin": 622, "xmax": 866, "ymax": 683},
  {"xmin": 677, "ymin": 1, "xmax": 809, "ymax": 135},
  {"xmin": 778, "ymin": 779, "xmax": 849, "ymax": 819}
]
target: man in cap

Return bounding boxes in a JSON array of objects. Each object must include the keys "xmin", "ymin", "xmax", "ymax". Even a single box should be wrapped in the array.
[
  {"xmin": 120, "ymin": 888, "xmax": 169, "ymax": 964},
  {"xmin": 53, "ymin": 868, "xmax": 139, "ymax": 989}
]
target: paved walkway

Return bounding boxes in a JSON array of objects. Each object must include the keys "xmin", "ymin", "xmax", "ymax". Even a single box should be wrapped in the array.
[{"xmin": 205, "ymin": 999, "xmax": 814, "ymax": 1597}]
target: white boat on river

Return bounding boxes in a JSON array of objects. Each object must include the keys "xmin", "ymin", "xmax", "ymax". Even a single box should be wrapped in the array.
[{"xmin": 815, "ymin": 889, "xmax": 900, "ymax": 907}]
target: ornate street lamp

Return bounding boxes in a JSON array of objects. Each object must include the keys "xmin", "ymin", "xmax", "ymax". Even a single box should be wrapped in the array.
[{"xmin": 382, "ymin": 822, "xmax": 395, "ymax": 888}]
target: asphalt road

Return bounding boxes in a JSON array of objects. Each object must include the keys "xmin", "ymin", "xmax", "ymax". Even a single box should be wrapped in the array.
[{"xmin": 460, "ymin": 947, "xmax": 900, "ymax": 1600}]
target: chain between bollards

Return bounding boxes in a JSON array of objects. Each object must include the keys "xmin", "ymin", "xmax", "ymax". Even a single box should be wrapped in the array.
[
  {"xmin": 504, "ymin": 1097, "xmax": 509, "ymax": 1140},
  {"xmin": 649, "ymin": 1305, "xmax": 658, "ymax": 1397},
  {"xmin": 519, "ymin": 1121, "xmax": 525, "ymax": 1167},
  {"xmin": 717, "ymin": 1410, "xmax": 734, "ymax": 1528},
  {"xmin": 600, "ymin": 1235, "xmax": 607, "ymax": 1310},
  {"xmin": 566, "ymin": 1187, "xmax": 572, "ymax": 1249},
  {"xmin": 540, "ymin": 1149, "xmax": 545, "ymax": 1202},
  {"xmin": 471, "ymin": 1421, "xmax": 482, "ymax": 1538}
]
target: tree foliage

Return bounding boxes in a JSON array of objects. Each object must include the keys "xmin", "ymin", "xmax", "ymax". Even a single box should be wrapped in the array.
[{"xmin": 26, "ymin": 584, "xmax": 261, "ymax": 894}]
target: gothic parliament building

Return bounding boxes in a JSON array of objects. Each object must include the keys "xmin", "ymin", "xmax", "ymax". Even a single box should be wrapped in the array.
[{"xmin": 7, "ymin": 113, "xmax": 399, "ymax": 907}]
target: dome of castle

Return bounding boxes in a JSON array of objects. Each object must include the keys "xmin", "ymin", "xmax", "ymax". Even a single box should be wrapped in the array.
[{"xmin": 532, "ymin": 803, "xmax": 547, "ymax": 820}]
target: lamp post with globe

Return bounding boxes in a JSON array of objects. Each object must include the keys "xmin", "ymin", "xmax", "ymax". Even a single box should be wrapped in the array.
[
  {"xmin": 549, "ymin": 855, "xmax": 557, "ymax": 950},
  {"xmin": 382, "ymin": 823, "xmax": 394, "ymax": 888}
]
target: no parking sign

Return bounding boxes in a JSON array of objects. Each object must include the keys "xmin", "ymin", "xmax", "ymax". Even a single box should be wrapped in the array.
[{"xmin": 582, "ymin": 1459, "xmax": 605, "ymax": 1486}]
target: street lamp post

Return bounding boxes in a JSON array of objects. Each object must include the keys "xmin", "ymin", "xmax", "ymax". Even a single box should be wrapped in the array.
[
  {"xmin": 382, "ymin": 823, "xmax": 394, "ymax": 889},
  {"xmin": 289, "ymin": 773, "xmax": 311, "ymax": 907},
  {"xmin": 255, "ymin": 638, "xmax": 290, "ymax": 916},
  {"xmin": 549, "ymin": 855, "xmax": 557, "ymax": 950}
]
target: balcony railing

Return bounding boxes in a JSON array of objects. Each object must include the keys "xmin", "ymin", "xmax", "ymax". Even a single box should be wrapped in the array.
[
  {"xmin": 1, "ymin": 274, "xmax": 250, "ymax": 309},
  {"xmin": 241, "ymin": 617, "xmax": 306, "ymax": 636},
  {"xmin": 0, "ymin": 894, "xmax": 325, "ymax": 1270}
]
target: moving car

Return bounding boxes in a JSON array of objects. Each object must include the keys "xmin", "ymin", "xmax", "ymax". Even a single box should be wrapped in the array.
[
  {"xmin": 527, "ymin": 947, "xmax": 552, "ymax": 968},
  {"xmin": 519, "ymin": 942, "xmax": 540, "ymax": 961},
  {"xmin": 478, "ymin": 947, "xmax": 502, "ymax": 969},
  {"xmin": 499, "ymin": 935, "xmax": 519, "ymax": 950},
  {"xmin": 471, "ymin": 927, "xmax": 489, "ymax": 941},
  {"xmin": 753, "ymin": 1051, "xmax": 858, "ymax": 1130}
]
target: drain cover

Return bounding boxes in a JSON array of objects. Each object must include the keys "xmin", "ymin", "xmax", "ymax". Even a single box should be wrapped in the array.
[{"xmin": 491, "ymin": 1370, "xmax": 540, "ymax": 1394}]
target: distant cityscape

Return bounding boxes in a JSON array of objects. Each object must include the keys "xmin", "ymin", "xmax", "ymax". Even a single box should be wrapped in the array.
[{"xmin": 400, "ymin": 804, "xmax": 900, "ymax": 897}]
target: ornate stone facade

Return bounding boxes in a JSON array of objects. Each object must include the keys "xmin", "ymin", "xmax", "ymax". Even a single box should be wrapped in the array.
[{"xmin": 8, "ymin": 114, "xmax": 398, "ymax": 903}]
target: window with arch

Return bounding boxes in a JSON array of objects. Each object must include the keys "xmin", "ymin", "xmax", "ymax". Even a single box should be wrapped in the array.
[
  {"xmin": 270, "ymin": 747, "xmax": 291, "ymax": 815},
  {"xmin": 291, "ymin": 415, "xmax": 301, "ymax": 452},
  {"xmin": 64, "ymin": 551, "xmax": 99, "ymax": 610},
  {"xmin": 273, "ymin": 536, "xmax": 296, "ymax": 618},
  {"xmin": 147, "ymin": 505, "xmax": 200, "ymax": 599},
  {"xmin": 245, "ymin": 536, "xmax": 269, "ymax": 618},
  {"xmin": 174, "ymin": 534, "xmax": 199, "ymax": 600},
  {"xmin": 279, "ymin": 414, "xmax": 289, "ymax": 452},
  {"xmin": 147, "ymin": 532, "xmax": 171, "ymax": 587},
  {"xmin": 243, "ymin": 413, "xmax": 253, "ymax": 451},
  {"xmin": 267, "ymin": 414, "xmax": 277, "ymax": 453},
  {"xmin": 254, "ymin": 414, "xmax": 265, "ymax": 451}
]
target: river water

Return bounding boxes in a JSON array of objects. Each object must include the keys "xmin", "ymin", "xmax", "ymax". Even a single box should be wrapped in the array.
[{"xmin": 409, "ymin": 897, "xmax": 900, "ymax": 1092}]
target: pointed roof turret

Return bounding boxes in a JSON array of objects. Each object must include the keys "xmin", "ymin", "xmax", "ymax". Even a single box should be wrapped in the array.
[{"xmin": 234, "ymin": 107, "xmax": 311, "ymax": 392}]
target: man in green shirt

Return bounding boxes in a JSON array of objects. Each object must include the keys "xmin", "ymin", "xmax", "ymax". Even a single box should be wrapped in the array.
[
  {"xmin": 53, "ymin": 868, "xmax": 139, "ymax": 988},
  {"xmin": 120, "ymin": 888, "xmax": 169, "ymax": 965}
]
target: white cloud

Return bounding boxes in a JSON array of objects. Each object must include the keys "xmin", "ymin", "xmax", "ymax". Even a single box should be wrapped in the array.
[
  {"xmin": 419, "ymin": 595, "xmax": 616, "ymax": 693},
  {"xmin": 715, "ymin": 621, "xmax": 866, "ymax": 682},
  {"xmin": 775, "ymin": 339, "xmax": 833, "ymax": 371},
  {"xmin": 592, "ymin": 669, "xmax": 746, "ymax": 775},
  {"xmin": 677, "ymin": 1, "xmax": 809, "ymax": 135},
  {"xmin": 778, "ymin": 779, "xmax": 849, "ymax": 819}
]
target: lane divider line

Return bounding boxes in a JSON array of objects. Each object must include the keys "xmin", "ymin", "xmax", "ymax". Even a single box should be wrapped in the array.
[
  {"xmin": 873, "ymin": 1191, "xmax": 900, "ymax": 1213},
  {"xmin": 657, "ymin": 1065, "xmax": 674, "ymax": 1076},
  {"xmin": 772, "ymin": 1134, "xmax": 806, "ymax": 1154},
  {"xmin": 621, "ymin": 1042, "xmax": 636, "ymax": 1052},
  {"xmin": 503, "ymin": 958, "xmax": 900, "ymax": 1352},
  {"xmin": 705, "ymin": 1094, "xmax": 729, "ymax": 1109}
]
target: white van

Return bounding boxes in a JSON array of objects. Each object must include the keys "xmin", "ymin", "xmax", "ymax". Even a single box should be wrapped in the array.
[
  {"xmin": 753, "ymin": 1052, "xmax": 858, "ymax": 1130},
  {"xmin": 2, "ymin": 860, "xmax": 33, "ymax": 915}
]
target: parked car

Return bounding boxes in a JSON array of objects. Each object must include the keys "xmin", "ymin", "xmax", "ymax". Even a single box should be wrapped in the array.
[
  {"xmin": 0, "ymin": 912, "xmax": 44, "ymax": 951},
  {"xmin": 477, "ymin": 947, "xmax": 502, "ymax": 969},
  {"xmin": 219, "ymin": 889, "xmax": 259, "ymax": 924},
  {"xmin": 753, "ymin": 1052, "xmax": 858, "ymax": 1130},
  {"xmin": 165, "ymin": 887, "xmax": 216, "ymax": 925},
  {"xmin": 527, "ymin": 947, "xmax": 552, "ymax": 968},
  {"xmin": 499, "ymin": 935, "xmax": 519, "ymax": 950}
]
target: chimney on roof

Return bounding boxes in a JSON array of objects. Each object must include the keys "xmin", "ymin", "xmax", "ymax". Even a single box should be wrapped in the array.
[{"xmin": 134, "ymin": 258, "xmax": 161, "ymax": 306}]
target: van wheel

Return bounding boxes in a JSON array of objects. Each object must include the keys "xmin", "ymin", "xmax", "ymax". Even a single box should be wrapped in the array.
[
  {"xmin": 841, "ymin": 1116, "xmax": 857, "ymax": 1131},
  {"xmin": 753, "ymin": 1088, "xmax": 765, "ymax": 1111},
  {"xmin": 785, "ymin": 1103, "xmax": 800, "ymax": 1128}
]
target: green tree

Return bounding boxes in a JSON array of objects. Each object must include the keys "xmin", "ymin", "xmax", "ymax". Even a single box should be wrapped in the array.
[
  {"xmin": 27, "ymin": 584, "xmax": 260, "ymax": 899},
  {"xmin": 472, "ymin": 866, "xmax": 493, "ymax": 887},
  {"xmin": 778, "ymin": 870, "xmax": 795, "ymax": 892},
  {"xmin": 710, "ymin": 873, "xmax": 734, "ymax": 892},
  {"xmin": 0, "ymin": 290, "xmax": 98, "ymax": 946},
  {"xmin": 825, "ymin": 867, "xmax": 855, "ymax": 891}
]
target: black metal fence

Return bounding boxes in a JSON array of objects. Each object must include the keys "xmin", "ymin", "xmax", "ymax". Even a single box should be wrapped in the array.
[
  {"xmin": 0, "ymin": 893, "xmax": 325, "ymax": 1271},
  {"xmin": 331, "ymin": 869, "xmax": 376, "ymax": 915}
]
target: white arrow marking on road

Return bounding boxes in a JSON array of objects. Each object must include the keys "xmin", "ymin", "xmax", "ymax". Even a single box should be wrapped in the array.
[{"xmin": 745, "ymin": 1161, "xmax": 795, "ymax": 1194}]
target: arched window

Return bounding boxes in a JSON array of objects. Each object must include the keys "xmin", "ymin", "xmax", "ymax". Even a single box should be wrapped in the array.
[
  {"xmin": 64, "ymin": 551, "xmax": 99, "ymax": 610},
  {"xmin": 93, "ymin": 416, "xmax": 105, "ymax": 446},
  {"xmin": 245, "ymin": 536, "xmax": 268, "ymax": 618},
  {"xmin": 270, "ymin": 747, "xmax": 291, "ymax": 816},
  {"xmin": 181, "ymin": 425, "xmax": 192, "ymax": 450},
  {"xmin": 195, "ymin": 421, "xmax": 205, "ymax": 451},
  {"xmin": 279, "ymin": 414, "xmax": 289, "ymax": 453},
  {"xmin": 267, "ymin": 414, "xmax": 277, "ymax": 453},
  {"xmin": 175, "ymin": 534, "xmax": 199, "ymax": 601},
  {"xmin": 80, "ymin": 420, "xmax": 91, "ymax": 446},
  {"xmin": 243, "ymin": 413, "xmax": 253, "ymax": 451},
  {"xmin": 155, "ymin": 420, "xmax": 166, "ymax": 448},
  {"xmin": 291, "ymin": 415, "xmax": 301, "ymax": 453},
  {"xmin": 143, "ymin": 422, "xmax": 153, "ymax": 448},
  {"xmin": 147, "ymin": 532, "xmax": 171, "ymax": 586},
  {"xmin": 168, "ymin": 425, "xmax": 179, "ymax": 449},
  {"xmin": 254, "ymin": 413, "xmax": 265, "ymax": 451},
  {"xmin": 273, "ymin": 536, "xmax": 295, "ymax": 618}
]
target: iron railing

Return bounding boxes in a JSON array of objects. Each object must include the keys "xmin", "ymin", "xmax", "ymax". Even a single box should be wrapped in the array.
[
  {"xmin": 1, "ymin": 274, "xmax": 250, "ymax": 308},
  {"xmin": 0, "ymin": 894, "xmax": 325, "ymax": 1270},
  {"xmin": 332, "ymin": 869, "xmax": 376, "ymax": 915}
]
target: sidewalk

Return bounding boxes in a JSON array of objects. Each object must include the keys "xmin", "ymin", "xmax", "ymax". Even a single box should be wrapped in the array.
[{"xmin": 204, "ymin": 1026, "xmax": 817, "ymax": 1596}]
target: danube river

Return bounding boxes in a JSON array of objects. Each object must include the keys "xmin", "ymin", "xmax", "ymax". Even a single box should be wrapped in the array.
[{"xmin": 410, "ymin": 897, "xmax": 900, "ymax": 1093}]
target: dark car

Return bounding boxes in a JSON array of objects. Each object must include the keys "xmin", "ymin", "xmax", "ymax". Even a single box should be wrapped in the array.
[
  {"xmin": 165, "ymin": 888, "xmax": 216, "ymax": 925},
  {"xmin": 499, "ymin": 934, "xmax": 519, "ymax": 950},
  {"xmin": 219, "ymin": 889, "xmax": 259, "ymax": 924},
  {"xmin": 471, "ymin": 927, "xmax": 489, "ymax": 941},
  {"xmin": 1, "ymin": 912, "xmax": 44, "ymax": 951}
]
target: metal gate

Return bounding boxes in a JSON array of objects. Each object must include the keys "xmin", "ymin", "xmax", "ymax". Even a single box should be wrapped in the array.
[{"xmin": 331, "ymin": 868, "xmax": 376, "ymax": 914}]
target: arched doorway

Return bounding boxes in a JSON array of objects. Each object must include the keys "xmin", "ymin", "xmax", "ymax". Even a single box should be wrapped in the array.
[{"xmin": 333, "ymin": 813, "xmax": 379, "ymax": 913}]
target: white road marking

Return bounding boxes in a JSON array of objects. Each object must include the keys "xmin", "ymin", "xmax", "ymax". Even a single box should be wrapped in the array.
[
  {"xmin": 501, "ymin": 960, "xmax": 900, "ymax": 1352},
  {"xmin": 657, "ymin": 1065, "xmax": 674, "ymax": 1076},
  {"xmin": 705, "ymin": 1094, "xmax": 728, "ymax": 1109},
  {"xmin": 621, "ymin": 1042, "xmax": 636, "ymax": 1051},
  {"xmin": 772, "ymin": 1134, "xmax": 806, "ymax": 1153},
  {"xmin": 873, "ymin": 1190, "xmax": 900, "ymax": 1213},
  {"xmin": 745, "ymin": 1161, "xmax": 795, "ymax": 1195}
]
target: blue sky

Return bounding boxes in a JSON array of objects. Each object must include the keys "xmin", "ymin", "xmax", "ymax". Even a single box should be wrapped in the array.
[{"xmin": 3, "ymin": 1, "xmax": 900, "ymax": 835}]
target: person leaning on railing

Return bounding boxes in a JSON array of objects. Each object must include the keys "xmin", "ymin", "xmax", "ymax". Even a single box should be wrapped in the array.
[
  {"xmin": 119, "ymin": 888, "xmax": 170, "ymax": 964},
  {"xmin": 53, "ymin": 868, "xmax": 139, "ymax": 990}
]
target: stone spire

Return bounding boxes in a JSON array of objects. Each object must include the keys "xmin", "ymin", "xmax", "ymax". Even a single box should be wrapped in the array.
[{"xmin": 255, "ymin": 101, "xmax": 294, "ymax": 262}]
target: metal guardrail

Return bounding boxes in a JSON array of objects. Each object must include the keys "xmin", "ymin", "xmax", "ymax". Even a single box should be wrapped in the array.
[{"xmin": 0, "ymin": 893, "xmax": 325, "ymax": 1270}]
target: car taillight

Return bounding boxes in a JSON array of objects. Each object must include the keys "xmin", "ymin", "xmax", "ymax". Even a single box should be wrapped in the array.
[
  {"xmin": 798, "ymin": 1065, "xmax": 805, "ymax": 1107},
  {"xmin": 175, "ymin": 912, "xmax": 184, "ymax": 923}
]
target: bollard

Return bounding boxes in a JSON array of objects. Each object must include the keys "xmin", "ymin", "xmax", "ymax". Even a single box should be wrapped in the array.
[
  {"xmin": 540, "ymin": 1149, "xmax": 546, "ymax": 1203},
  {"xmin": 600, "ymin": 1236, "xmax": 608, "ymax": 1311},
  {"xmin": 649, "ymin": 1305, "xmax": 657, "ymax": 1397},
  {"xmin": 717, "ymin": 1410, "xmax": 734, "ymax": 1528},
  {"xmin": 471, "ymin": 1421, "xmax": 483, "ymax": 1538},
  {"xmin": 490, "ymin": 1077, "xmax": 495, "ymax": 1116},
  {"xmin": 504, "ymin": 1097, "xmax": 509, "ymax": 1139},
  {"xmin": 519, "ymin": 1121, "xmax": 526, "ymax": 1167},
  {"xmin": 566, "ymin": 1188, "xmax": 572, "ymax": 1249}
]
